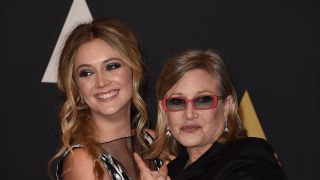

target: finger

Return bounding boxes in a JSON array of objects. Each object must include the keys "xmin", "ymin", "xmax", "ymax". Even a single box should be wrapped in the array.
[
  {"xmin": 159, "ymin": 165, "xmax": 171, "ymax": 180},
  {"xmin": 159, "ymin": 165, "xmax": 168, "ymax": 175},
  {"xmin": 151, "ymin": 171, "xmax": 159, "ymax": 177},
  {"xmin": 152, "ymin": 172, "xmax": 166, "ymax": 180},
  {"xmin": 133, "ymin": 152, "xmax": 149, "ymax": 171}
]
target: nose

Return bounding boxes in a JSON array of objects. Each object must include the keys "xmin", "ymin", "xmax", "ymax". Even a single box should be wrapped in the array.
[
  {"xmin": 95, "ymin": 72, "xmax": 111, "ymax": 88},
  {"xmin": 184, "ymin": 102, "xmax": 199, "ymax": 120}
]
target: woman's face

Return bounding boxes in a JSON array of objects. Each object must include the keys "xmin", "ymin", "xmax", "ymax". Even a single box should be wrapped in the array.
[
  {"xmin": 162, "ymin": 69, "xmax": 230, "ymax": 150},
  {"xmin": 74, "ymin": 38, "xmax": 133, "ymax": 120}
]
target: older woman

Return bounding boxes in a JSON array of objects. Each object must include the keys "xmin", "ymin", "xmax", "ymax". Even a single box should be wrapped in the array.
[{"xmin": 135, "ymin": 49, "xmax": 286, "ymax": 180}]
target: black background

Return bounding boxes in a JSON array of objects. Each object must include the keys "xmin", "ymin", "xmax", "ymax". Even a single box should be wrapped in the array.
[{"xmin": 2, "ymin": 0, "xmax": 319, "ymax": 179}]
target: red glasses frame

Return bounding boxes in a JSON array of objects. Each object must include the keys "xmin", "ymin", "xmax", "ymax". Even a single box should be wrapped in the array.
[{"xmin": 161, "ymin": 95, "xmax": 224, "ymax": 112}]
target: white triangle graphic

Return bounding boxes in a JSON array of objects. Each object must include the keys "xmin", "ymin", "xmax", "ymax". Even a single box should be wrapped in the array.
[{"xmin": 42, "ymin": 0, "xmax": 93, "ymax": 83}]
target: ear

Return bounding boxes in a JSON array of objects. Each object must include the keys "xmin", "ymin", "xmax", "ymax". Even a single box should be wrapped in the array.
[
  {"xmin": 158, "ymin": 100, "xmax": 167, "ymax": 122},
  {"xmin": 158, "ymin": 100, "xmax": 165, "ymax": 114},
  {"xmin": 223, "ymin": 95, "xmax": 234, "ymax": 118}
]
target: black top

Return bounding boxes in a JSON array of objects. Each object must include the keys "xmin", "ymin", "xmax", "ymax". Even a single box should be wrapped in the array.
[
  {"xmin": 168, "ymin": 137, "xmax": 287, "ymax": 180},
  {"xmin": 56, "ymin": 131, "xmax": 162, "ymax": 180}
]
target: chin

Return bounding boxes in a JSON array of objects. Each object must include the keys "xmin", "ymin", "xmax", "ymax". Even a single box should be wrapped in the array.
[
  {"xmin": 179, "ymin": 139, "xmax": 201, "ymax": 148},
  {"xmin": 104, "ymin": 109, "xmax": 119, "ymax": 116}
]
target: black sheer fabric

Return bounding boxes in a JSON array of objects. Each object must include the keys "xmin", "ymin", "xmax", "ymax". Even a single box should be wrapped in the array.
[
  {"xmin": 100, "ymin": 134, "xmax": 160, "ymax": 180},
  {"xmin": 56, "ymin": 132, "xmax": 162, "ymax": 180}
]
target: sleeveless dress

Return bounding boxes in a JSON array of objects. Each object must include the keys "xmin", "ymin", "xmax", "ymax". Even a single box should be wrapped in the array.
[{"xmin": 56, "ymin": 131, "xmax": 162, "ymax": 180}]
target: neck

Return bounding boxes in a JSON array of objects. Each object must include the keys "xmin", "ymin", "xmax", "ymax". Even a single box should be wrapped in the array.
[
  {"xmin": 92, "ymin": 105, "xmax": 132, "ymax": 143},
  {"xmin": 186, "ymin": 143, "xmax": 213, "ymax": 165}
]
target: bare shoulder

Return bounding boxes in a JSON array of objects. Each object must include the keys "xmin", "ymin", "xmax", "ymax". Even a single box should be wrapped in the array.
[
  {"xmin": 145, "ymin": 128, "xmax": 156, "ymax": 138},
  {"xmin": 62, "ymin": 148, "xmax": 111, "ymax": 180}
]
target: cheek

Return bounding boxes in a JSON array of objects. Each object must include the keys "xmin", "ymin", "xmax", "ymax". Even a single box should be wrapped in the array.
[
  {"xmin": 77, "ymin": 79, "xmax": 92, "ymax": 98},
  {"xmin": 205, "ymin": 110, "xmax": 225, "ymax": 129},
  {"xmin": 122, "ymin": 75, "xmax": 133, "ymax": 96},
  {"xmin": 119, "ymin": 68, "xmax": 133, "ymax": 88},
  {"xmin": 126, "ymin": 76, "xmax": 133, "ymax": 90},
  {"xmin": 166, "ymin": 113, "xmax": 182, "ymax": 130}
]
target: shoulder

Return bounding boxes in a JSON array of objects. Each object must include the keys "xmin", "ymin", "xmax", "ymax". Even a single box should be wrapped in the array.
[
  {"xmin": 142, "ymin": 128, "xmax": 156, "ymax": 146},
  {"xmin": 61, "ymin": 148, "xmax": 97, "ymax": 180},
  {"xmin": 229, "ymin": 137, "xmax": 273, "ymax": 153},
  {"xmin": 216, "ymin": 138, "xmax": 287, "ymax": 179},
  {"xmin": 63, "ymin": 147, "xmax": 92, "ymax": 167},
  {"xmin": 220, "ymin": 137, "xmax": 279, "ymax": 167},
  {"xmin": 144, "ymin": 128, "xmax": 156, "ymax": 138},
  {"xmin": 58, "ymin": 147, "xmax": 110, "ymax": 180}
]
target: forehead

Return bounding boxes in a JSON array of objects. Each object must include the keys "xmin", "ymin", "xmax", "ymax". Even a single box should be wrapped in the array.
[
  {"xmin": 73, "ymin": 38, "xmax": 124, "ymax": 65},
  {"xmin": 166, "ymin": 69, "xmax": 220, "ymax": 96}
]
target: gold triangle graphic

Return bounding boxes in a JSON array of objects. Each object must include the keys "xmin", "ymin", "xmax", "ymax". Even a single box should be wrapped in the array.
[{"xmin": 239, "ymin": 90, "xmax": 266, "ymax": 140}]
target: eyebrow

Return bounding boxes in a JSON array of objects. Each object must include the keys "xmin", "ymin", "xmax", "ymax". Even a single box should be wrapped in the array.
[
  {"xmin": 168, "ymin": 92, "xmax": 184, "ymax": 97},
  {"xmin": 76, "ymin": 57, "xmax": 123, "ymax": 72},
  {"xmin": 167, "ymin": 90, "xmax": 216, "ymax": 97},
  {"xmin": 197, "ymin": 90, "xmax": 215, "ymax": 94}
]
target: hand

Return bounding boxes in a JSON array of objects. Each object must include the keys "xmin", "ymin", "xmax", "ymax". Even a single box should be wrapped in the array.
[{"xmin": 133, "ymin": 153, "xmax": 171, "ymax": 180}]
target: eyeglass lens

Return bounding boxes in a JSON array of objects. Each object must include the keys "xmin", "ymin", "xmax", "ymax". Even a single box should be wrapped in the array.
[
  {"xmin": 166, "ymin": 98, "xmax": 186, "ymax": 110},
  {"xmin": 166, "ymin": 96, "xmax": 215, "ymax": 110},
  {"xmin": 193, "ymin": 96, "xmax": 214, "ymax": 109}
]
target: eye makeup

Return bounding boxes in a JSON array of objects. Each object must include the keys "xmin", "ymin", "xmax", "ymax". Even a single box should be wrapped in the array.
[
  {"xmin": 78, "ymin": 69, "xmax": 94, "ymax": 77},
  {"xmin": 105, "ymin": 62, "xmax": 121, "ymax": 71}
]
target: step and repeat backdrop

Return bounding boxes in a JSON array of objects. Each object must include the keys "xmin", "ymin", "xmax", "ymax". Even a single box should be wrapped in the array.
[{"xmin": 2, "ymin": 0, "xmax": 319, "ymax": 179}]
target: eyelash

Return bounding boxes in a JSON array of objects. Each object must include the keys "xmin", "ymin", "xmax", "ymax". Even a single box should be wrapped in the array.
[
  {"xmin": 105, "ymin": 63, "xmax": 121, "ymax": 71},
  {"xmin": 78, "ymin": 62, "xmax": 121, "ymax": 77},
  {"xmin": 79, "ymin": 69, "xmax": 93, "ymax": 77}
]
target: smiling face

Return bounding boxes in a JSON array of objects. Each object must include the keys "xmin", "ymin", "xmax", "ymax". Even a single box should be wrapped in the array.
[
  {"xmin": 74, "ymin": 38, "xmax": 133, "ymax": 120},
  {"xmin": 161, "ymin": 69, "xmax": 230, "ymax": 152}
]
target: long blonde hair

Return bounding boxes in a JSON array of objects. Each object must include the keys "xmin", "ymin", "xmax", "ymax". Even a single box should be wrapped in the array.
[
  {"xmin": 148, "ymin": 49, "xmax": 247, "ymax": 160},
  {"xmin": 49, "ymin": 17, "xmax": 148, "ymax": 179}
]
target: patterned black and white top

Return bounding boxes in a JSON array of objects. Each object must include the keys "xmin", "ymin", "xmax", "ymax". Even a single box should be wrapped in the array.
[{"xmin": 56, "ymin": 131, "xmax": 162, "ymax": 180}]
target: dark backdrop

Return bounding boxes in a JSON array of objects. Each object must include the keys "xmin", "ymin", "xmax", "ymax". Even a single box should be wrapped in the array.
[{"xmin": 2, "ymin": 0, "xmax": 319, "ymax": 179}]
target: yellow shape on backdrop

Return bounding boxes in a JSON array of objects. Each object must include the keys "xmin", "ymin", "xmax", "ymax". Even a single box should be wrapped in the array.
[{"xmin": 239, "ymin": 91, "xmax": 266, "ymax": 140}]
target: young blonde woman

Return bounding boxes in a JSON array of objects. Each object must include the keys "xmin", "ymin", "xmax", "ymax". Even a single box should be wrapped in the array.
[{"xmin": 49, "ymin": 17, "xmax": 161, "ymax": 180}]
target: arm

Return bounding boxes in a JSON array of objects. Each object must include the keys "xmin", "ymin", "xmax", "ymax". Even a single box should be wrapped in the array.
[{"xmin": 61, "ymin": 148, "xmax": 111, "ymax": 180}]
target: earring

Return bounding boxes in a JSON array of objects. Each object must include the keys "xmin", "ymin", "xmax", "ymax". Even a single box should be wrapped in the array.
[
  {"xmin": 224, "ymin": 119, "xmax": 229, "ymax": 133},
  {"xmin": 166, "ymin": 126, "xmax": 171, "ymax": 137}
]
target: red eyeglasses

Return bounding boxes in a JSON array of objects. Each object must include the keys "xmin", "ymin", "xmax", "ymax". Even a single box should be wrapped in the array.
[{"xmin": 161, "ymin": 95, "xmax": 224, "ymax": 112}]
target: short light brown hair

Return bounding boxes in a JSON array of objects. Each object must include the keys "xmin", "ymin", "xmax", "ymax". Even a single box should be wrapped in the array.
[{"xmin": 148, "ymin": 49, "xmax": 247, "ymax": 160}]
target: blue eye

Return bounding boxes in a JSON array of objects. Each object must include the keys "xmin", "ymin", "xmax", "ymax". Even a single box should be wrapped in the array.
[
  {"xmin": 106, "ymin": 63, "xmax": 121, "ymax": 71},
  {"xmin": 194, "ymin": 96, "xmax": 214, "ymax": 108},
  {"xmin": 195, "ymin": 96, "xmax": 213, "ymax": 103},
  {"xmin": 167, "ymin": 98, "xmax": 186, "ymax": 106},
  {"xmin": 79, "ymin": 69, "xmax": 94, "ymax": 77}
]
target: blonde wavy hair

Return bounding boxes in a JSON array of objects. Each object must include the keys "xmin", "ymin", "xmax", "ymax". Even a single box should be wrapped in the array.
[
  {"xmin": 148, "ymin": 49, "xmax": 247, "ymax": 160},
  {"xmin": 48, "ymin": 17, "xmax": 148, "ymax": 179}
]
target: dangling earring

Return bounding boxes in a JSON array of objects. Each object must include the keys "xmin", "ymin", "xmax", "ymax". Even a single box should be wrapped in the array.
[
  {"xmin": 224, "ymin": 119, "xmax": 229, "ymax": 133},
  {"xmin": 166, "ymin": 126, "xmax": 171, "ymax": 137}
]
